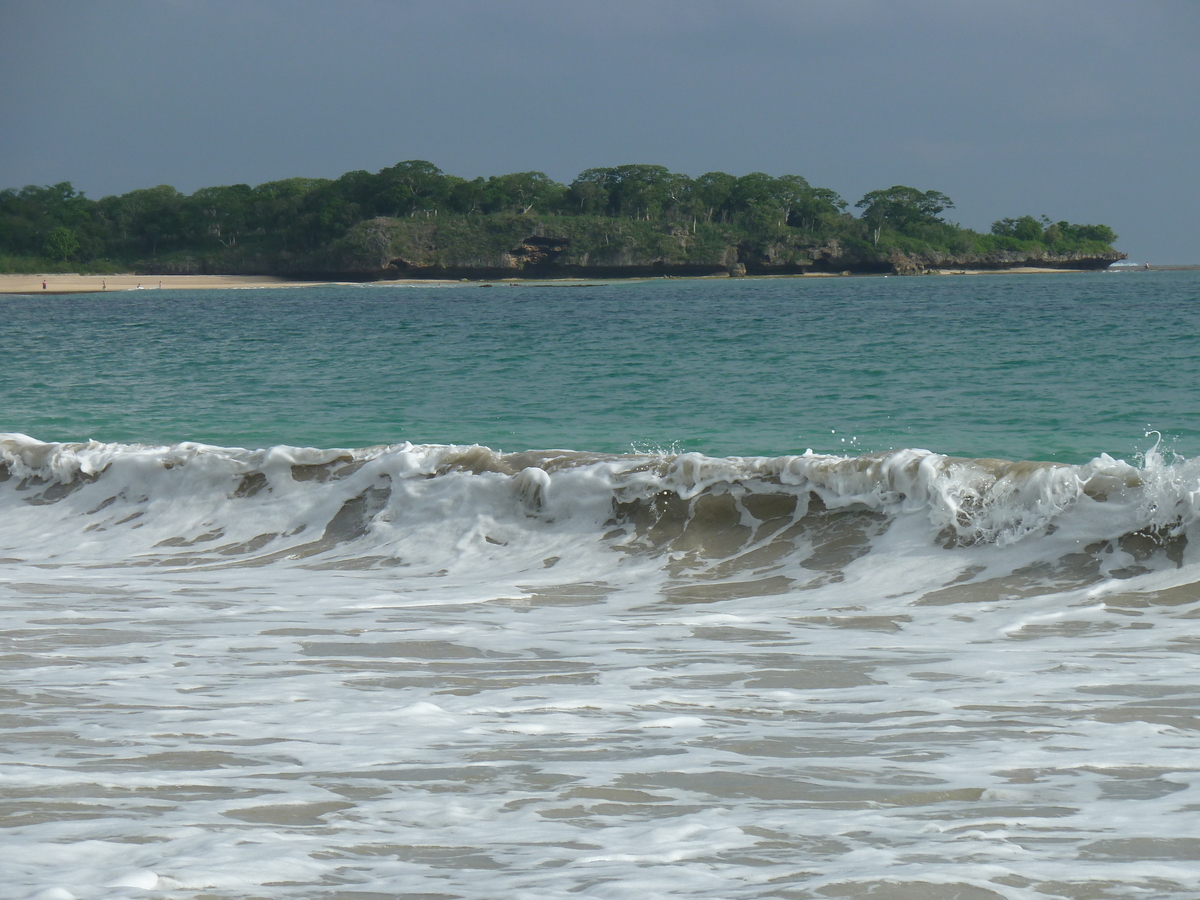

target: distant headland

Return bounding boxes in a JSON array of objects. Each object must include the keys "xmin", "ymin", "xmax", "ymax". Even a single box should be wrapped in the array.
[{"xmin": 0, "ymin": 162, "xmax": 1125, "ymax": 280}]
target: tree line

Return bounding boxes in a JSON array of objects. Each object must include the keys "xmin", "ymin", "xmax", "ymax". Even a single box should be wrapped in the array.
[{"xmin": 0, "ymin": 160, "xmax": 1119, "ymax": 272}]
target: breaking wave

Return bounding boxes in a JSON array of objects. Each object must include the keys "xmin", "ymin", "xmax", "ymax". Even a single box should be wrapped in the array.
[{"xmin": 3, "ymin": 433, "xmax": 1197, "ymax": 586}]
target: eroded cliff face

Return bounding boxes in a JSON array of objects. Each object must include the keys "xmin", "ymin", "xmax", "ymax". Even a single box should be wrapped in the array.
[
  {"xmin": 326, "ymin": 216, "xmax": 741, "ymax": 278},
  {"xmin": 887, "ymin": 247, "xmax": 1127, "ymax": 275},
  {"xmin": 320, "ymin": 216, "xmax": 1124, "ymax": 279}
]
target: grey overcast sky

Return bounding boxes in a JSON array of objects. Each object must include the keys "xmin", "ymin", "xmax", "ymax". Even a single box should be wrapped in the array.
[{"xmin": 2, "ymin": 0, "xmax": 1197, "ymax": 262}]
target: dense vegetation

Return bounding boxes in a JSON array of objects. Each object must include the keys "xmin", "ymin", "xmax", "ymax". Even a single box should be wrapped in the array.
[{"xmin": 0, "ymin": 161, "xmax": 1121, "ymax": 275}]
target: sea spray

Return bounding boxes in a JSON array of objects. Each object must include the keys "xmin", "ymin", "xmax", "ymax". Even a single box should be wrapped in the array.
[{"xmin": 4, "ymin": 434, "xmax": 1195, "ymax": 564}]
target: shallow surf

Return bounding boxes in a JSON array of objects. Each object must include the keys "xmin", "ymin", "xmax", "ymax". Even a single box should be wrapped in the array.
[{"xmin": 3, "ymin": 434, "xmax": 1200, "ymax": 899}]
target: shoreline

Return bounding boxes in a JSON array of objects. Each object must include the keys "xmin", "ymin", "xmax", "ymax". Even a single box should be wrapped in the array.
[
  {"xmin": 0, "ymin": 266, "xmax": 1182, "ymax": 294},
  {"xmin": 0, "ymin": 274, "xmax": 421, "ymax": 294}
]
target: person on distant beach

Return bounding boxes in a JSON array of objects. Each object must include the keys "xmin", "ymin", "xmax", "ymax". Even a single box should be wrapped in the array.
[
  {"xmin": 102, "ymin": 279, "xmax": 107, "ymax": 290},
  {"xmin": 158, "ymin": 281, "xmax": 163, "ymax": 289},
  {"xmin": 42, "ymin": 279, "xmax": 46, "ymax": 289}
]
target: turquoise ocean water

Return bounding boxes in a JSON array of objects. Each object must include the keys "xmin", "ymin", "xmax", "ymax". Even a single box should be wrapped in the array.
[
  {"xmin": 5, "ymin": 270, "xmax": 1197, "ymax": 462},
  {"xmin": 4, "ymin": 270, "xmax": 1200, "ymax": 900}
]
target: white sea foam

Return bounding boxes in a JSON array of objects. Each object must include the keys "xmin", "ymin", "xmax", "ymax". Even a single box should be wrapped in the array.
[{"xmin": 3, "ymin": 435, "xmax": 1200, "ymax": 899}]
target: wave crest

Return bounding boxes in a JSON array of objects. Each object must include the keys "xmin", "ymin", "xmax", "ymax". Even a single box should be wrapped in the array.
[{"xmin": 1, "ymin": 435, "xmax": 1196, "ymax": 573}]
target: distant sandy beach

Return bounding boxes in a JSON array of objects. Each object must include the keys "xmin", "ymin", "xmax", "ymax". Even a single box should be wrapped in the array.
[
  {"xmin": 0, "ymin": 274, "xmax": 348, "ymax": 294},
  {"xmin": 0, "ymin": 267, "xmax": 1152, "ymax": 294},
  {"xmin": 932, "ymin": 266, "xmax": 1092, "ymax": 275}
]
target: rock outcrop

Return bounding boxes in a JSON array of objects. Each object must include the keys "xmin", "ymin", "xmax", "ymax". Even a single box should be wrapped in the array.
[
  {"xmin": 313, "ymin": 216, "xmax": 1126, "ymax": 281},
  {"xmin": 886, "ymin": 247, "xmax": 1127, "ymax": 274}
]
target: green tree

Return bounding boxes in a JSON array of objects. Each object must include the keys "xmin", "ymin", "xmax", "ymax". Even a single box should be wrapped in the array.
[
  {"xmin": 190, "ymin": 184, "xmax": 252, "ymax": 248},
  {"xmin": 790, "ymin": 186, "xmax": 847, "ymax": 233},
  {"xmin": 248, "ymin": 177, "xmax": 330, "ymax": 252},
  {"xmin": 482, "ymin": 172, "xmax": 565, "ymax": 214},
  {"xmin": 567, "ymin": 168, "xmax": 614, "ymax": 214},
  {"xmin": 995, "ymin": 218, "xmax": 1117, "ymax": 247},
  {"xmin": 569, "ymin": 165, "xmax": 688, "ymax": 220},
  {"xmin": 1074, "ymin": 223, "xmax": 1117, "ymax": 244},
  {"xmin": 691, "ymin": 171, "xmax": 737, "ymax": 223},
  {"xmin": 729, "ymin": 173, "xmax": 842, "ymax": 231},
  {"xmin": 298, "ymin": 176, "xmax": 369, "ymax": 246},
  {"xmin": 991, "ymin": 215, "xmax": 1045, "ymax": 242},
  {"xmin": 374, "ymin": 160, "xmax": 449, "ymax": 217},
  {"xmin": 731, "ymin": 172, "xmax": 786, "ymax": 223},
  {"xmin": 856, "ymin": 185, "xmax": 954, "ymax": 244},
  {"xmin": 44, "ymin": 225, "xmax": 80, "ymax": 261},
  {"xmin": 102, "ymin": 185, "xmax": 186, "ymax": 255},
  {"xmin": 608, "ymin": 165, "xmax": 680, "ymax": 219},
  {"xmin": 448, "ymin": 177, "xmax": 486, "ymax": 215},
  {"xmin": 0, "ymin": 183, "xmax": 104, "ymax": 259}
]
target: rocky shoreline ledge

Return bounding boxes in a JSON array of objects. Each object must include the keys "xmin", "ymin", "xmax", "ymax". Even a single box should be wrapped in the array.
[{"xmin": 298, "ymin": 225, "xmax": 1127, "ymax": 281}]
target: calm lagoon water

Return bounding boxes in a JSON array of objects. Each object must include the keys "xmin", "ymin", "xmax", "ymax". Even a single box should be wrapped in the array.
[{"xmin": 5, "ymin": 270, "xmax": 1198, "ymax": 462}]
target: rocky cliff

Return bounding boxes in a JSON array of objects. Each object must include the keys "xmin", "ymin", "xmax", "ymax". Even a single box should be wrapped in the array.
[
  {"xmin": 313, "ymin": 215, "xmax": 1125, "ymax": 280},
  {"xmin": 886, "ymin": 247, "xmax": 1127, "ymax": 274}
]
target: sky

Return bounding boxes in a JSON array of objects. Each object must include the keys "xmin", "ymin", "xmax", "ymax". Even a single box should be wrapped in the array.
[{"xmin": 2, "ymin": 0, "xmax": 1197, "ymax": 263}]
